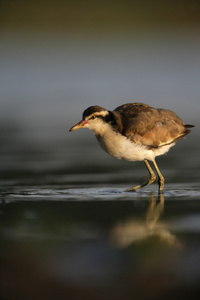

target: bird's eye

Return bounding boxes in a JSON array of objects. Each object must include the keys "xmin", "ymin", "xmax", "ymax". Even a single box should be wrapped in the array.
[{"xmin": 90, "ymin": 116, "xmax": 96, "ymax": 120}]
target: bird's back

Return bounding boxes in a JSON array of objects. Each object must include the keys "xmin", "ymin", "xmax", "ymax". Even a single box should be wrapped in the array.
[{"xmin": 114, "ymin": 103, "xmax": 193, "ymax": 148}]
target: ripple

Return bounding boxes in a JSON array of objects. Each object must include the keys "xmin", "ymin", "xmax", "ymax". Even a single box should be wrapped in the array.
[{"xmin": 2, "ymin": 182, "xmax": 200, "ymax": 202}]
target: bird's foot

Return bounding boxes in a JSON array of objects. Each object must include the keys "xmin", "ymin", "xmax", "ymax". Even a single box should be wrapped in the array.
[
  {"xmin": 125, "ymin": 185, "xmax": 142, "ymax": 192},
  {"xmin": 125, "ymin": 174, "xmax": 157, "ymax": 193}
]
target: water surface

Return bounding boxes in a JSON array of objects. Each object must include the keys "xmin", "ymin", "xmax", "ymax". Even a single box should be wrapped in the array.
[{"xmin": 1, "ymin": 137, "xmax": 200, "ymax": 300}]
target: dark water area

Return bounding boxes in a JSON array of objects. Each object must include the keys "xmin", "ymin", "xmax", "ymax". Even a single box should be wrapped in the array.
[{"xmin": 1, "ymin": 127, "xmax": 200, "ymax": 300}]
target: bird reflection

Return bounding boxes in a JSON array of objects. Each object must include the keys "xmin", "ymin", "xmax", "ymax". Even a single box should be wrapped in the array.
[{"xmin": 110, "ymin": 193, "xmax": 181, "ymax": 248}]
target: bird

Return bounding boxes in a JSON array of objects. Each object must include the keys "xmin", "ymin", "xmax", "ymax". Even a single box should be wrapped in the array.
[{"xmin": 69, "ymin": 103, "xmax": 194, "ymax": 193}]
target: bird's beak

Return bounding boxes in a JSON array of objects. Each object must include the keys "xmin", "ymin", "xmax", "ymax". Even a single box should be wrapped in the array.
[{"xmin": 69, "ymin": 119, "xmax": 89, "ymax": 132}]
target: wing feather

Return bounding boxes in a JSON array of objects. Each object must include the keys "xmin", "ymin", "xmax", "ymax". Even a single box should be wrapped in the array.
[{"xmin": 114, "ymin": 103, "xmax": 191, "ymax": 148}]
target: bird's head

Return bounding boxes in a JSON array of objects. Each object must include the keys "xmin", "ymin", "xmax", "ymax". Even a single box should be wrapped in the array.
[{"xmin": 69, "ymin": 105, "xmax": 109, "ymax": 135}]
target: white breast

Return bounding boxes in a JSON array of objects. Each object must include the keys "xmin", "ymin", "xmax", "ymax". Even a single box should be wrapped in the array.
[
  {"xmin": 96, "ymin": 129, "xmax": 174, "ymax": 162},
  {"xmin": 87, "ymin": 118, "xmax": 174, "ymax": 162}
]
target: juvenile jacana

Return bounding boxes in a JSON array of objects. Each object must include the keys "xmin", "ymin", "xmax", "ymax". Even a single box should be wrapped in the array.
[{"xmin": 69, "ymin": 103, "xmax": 194, "ymax": 193}]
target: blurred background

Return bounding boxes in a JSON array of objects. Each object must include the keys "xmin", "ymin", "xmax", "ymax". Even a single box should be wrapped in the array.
[
  {"xmin": 0, "ymin": 0, "xmax": 200, "ymax": 178},
  {"xmin": 1, "ymin": 2, "xmax": 200, "ymax": 300}
]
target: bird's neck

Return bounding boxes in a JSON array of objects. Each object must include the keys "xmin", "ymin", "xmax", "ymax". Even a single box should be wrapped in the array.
[
  {"xmin": 89, "ymin": 110, "xmax": 123, "ymax": 137},
  {"xmin": 89, "ymin": 119, "xmax": 111, "ymax": 136}
]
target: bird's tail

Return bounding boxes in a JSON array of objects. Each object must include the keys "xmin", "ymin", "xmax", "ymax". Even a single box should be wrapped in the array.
[{"xmin": 185, "ymin": 124, "xmax": 195, "ymax": 128}]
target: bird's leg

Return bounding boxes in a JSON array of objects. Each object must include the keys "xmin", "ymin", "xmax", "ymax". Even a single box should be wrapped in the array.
[
  {"xmin": 126, "ymin": 160, "xmax": 156, "ymax": 192},
  {"xmin": 152, "ymin": 160, "xmax": 165, "ymax": 193}
]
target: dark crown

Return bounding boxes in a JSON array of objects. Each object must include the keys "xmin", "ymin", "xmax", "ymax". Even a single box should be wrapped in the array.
[{"xmin": 83, "ymin": 105, "xmax": 107, "ymax": 119}]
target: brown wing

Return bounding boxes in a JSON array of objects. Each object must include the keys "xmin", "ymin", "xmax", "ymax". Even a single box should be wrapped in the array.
[{"xmin": 114, "ymin": 103, "xmax": 192, "ymax": 148}]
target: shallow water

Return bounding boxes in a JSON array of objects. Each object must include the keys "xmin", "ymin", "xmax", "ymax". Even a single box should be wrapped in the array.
[{"xmin": 1, "ymin": 135, "xmax": 200, "ymax": 300}]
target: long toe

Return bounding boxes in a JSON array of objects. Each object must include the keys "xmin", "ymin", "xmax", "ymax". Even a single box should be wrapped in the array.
[
  {"xmin": 126, "ymin": 174, "xmax": 156, "ymax": 192},
  {"xmin": 126, "ymin": 184, "xmax": 143, "ymax": 192}
]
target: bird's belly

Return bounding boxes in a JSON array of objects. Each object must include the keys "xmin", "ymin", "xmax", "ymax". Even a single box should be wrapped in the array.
[
  {"xmin": 96, "ymin": 133, "xmax": 154, "ymax": 161},
  {"xmin": 96, "ymin": 132, "xmax": 174, "ymax": 162}
]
